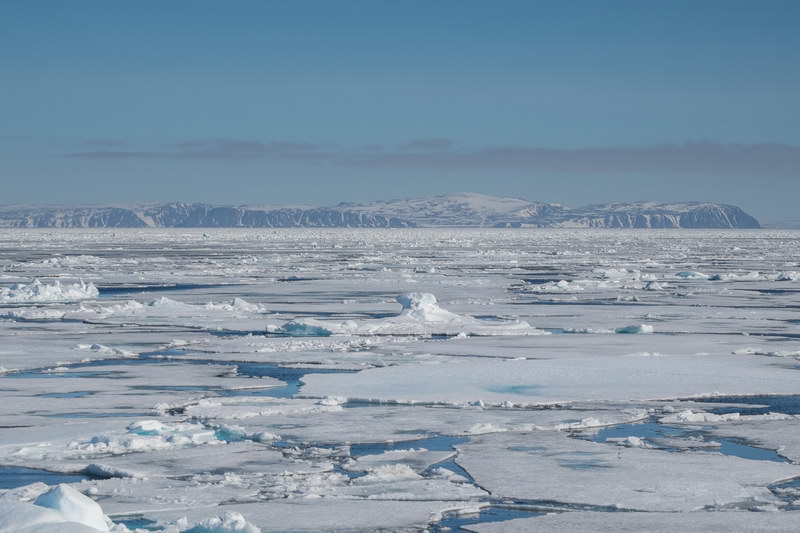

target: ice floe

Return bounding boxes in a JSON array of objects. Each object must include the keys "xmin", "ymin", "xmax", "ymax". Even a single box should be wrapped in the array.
[{"xmin": 457, "ymin": 430, "xmax": 800, "ymax": 512}]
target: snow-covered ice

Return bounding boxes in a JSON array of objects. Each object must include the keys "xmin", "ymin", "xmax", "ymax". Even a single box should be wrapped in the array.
[
  {"xmin": 0, "ymin": 278, "xmax": 98, "ymax": 303},
  {"xmin": 1, "ymin": 228, "xmax": 800, "ymax": 531}
]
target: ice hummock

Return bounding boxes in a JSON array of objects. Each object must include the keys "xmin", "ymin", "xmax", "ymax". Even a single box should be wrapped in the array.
[
  {"xmin": 395, "ymin": 292, "xmax": 464, "ymax": 322},
  {"xmin": 34, "ymin": 484, "xmax": 109, "ymax": 531},
  {"xmin": 0, "ymin": 500, "xmax": 104, "ymax": 533},
  {"xmin": 614, "ymin": 324, "xmax": 654, "ymax": 334},
  {"xmin": 0, "ymin": 278, "xmax": 98, "ymax": 302},
  {"xmin": 179, "ymin": 511, "xmax": 261, "ymax": 533},
  {"xmin": 675, "ymin": 271, "xmax": 709, "ymax": 279},
  {"xmin": 270, "ymin": 293, "xmax": 543, "ymax": 336}
]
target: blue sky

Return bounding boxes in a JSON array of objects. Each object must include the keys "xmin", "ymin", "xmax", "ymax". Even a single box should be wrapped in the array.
[{"xmin": 1, "ymin": 1, "xmax": 798, "ymax": 220}]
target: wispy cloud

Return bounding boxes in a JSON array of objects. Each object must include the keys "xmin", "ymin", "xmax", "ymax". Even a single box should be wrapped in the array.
[{"xmin": 63, "ymin": 140, "xmax": 800, "ymax": 175}]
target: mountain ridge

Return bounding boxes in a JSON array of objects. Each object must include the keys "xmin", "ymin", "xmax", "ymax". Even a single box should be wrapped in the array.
[{"xmin": 0, "ymin": 193, "xmax": 761, "ymax": 229}]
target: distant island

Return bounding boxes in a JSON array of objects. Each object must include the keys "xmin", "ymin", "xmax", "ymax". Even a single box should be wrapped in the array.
[{"xmin": 0, "ymin": 193, "xmax": 760, "ymax": 229}]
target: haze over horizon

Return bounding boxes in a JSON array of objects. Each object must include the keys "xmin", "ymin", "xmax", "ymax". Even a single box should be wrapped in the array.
[{"xmin": 2, "ymin": 1, "xmax": 798, "ymax": 221}]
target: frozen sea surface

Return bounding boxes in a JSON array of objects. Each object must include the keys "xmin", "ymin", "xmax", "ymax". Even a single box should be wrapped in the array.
[{"xmin": 1, "ymin": 228, "xmax": 800, "ymax": 532}]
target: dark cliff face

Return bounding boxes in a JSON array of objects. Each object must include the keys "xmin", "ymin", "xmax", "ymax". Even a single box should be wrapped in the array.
[{"xmin": 0, "ymin": 197, "xmax": 760, "ymax": 229}]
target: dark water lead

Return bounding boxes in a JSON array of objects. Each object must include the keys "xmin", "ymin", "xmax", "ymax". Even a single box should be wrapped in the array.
[
  {"xmin": 430, "ymin": 506, "xmax": 545, "ymax": 532},
  {"xmin": 349, "ymin": 434, "xmax": 470, "ymax": 457},
  {"xmin": 587, "ymin": 422, "xmax": 787, "ymax": 462},
  {"xmin": 6, "ymin": 370, "xmax": 124, "ymax": 379},
  {"xmin": 426, "ymin": 457, "xmax": 475, "ymax": 482},
  {"xmin": 6, "ymin": 356, "xmax": 361, "ymax": 400},
  {"xmin": 97, "ymin": 283, "xmax": 243, "ymax": 298},
  {"xmin": 770, "ymin": 477, "xmax": 800, "ymax": 511},
  {"xmin": 699, "ymin": 395, "xmax": 800, "ymax": 416},
  {"xmin": 114, "ymin": 517, "xmax": 159, "ymax": 530},
  {"xmin": 273, "ymin": 434, "xmax": 470, "ymax": 457},
  {"xmin": 220, "ymin": 362, "xmax": 358, "ymax": 399},
  {"xmin": 36, "ymin": 391, "xmax": 96, "ymax": 398},
  {"xmin": 0, "ymin": 466, "xmax": 97, "ymax": 490},
  {"xmin": 45, "ymin": 412, "xmax": 151, "ymax": 419}
]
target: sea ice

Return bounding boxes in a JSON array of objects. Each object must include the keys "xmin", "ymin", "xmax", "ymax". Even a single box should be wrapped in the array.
[{"xmin": 2, "ymin": 228, "xmax": 800, "ymax": 531}]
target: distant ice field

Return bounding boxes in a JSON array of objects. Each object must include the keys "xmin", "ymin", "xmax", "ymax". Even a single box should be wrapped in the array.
[{"xmin": 0, "ymin": 228, "xmax": 799, "ymax": 532}]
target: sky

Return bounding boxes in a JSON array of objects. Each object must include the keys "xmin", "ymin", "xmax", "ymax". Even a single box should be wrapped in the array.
[{"xmin": 1, "ymin": 1, "xmax": 798, "ymax": 221}]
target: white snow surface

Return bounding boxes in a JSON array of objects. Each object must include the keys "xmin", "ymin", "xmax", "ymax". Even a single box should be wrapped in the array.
[{"xmin": 300, "ymin": 353, "xmax": 800, "ymax": 405}]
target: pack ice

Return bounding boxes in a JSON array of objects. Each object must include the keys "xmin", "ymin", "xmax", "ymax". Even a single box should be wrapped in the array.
[{"xmin": 1, "ymin": 228, "xmax": 800, "ymax": 532}]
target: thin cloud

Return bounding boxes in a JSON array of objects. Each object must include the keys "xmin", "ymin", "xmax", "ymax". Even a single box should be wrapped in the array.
[
  {"xmin": 65, "ymin": 151, "xmax": 167, "ymax": 159},
  {"xmin": 62, "ymin": 140, "xmax": 800, "ymax": 175},
  {"xmin": 173, "ymin": 139, "xmax": 322, "ymax": 154},
  {"xmin": 345, "ymin": 142, "xmax": 800, "ymax": 175},
  {"xmin": 83, "ymin": 139, "xmax": 127, "ymax": 148},
  {"xmin": 398, "ymin": 138, "xmax": 454, "ymax": 151},
  {"xmin": 66, "ymin": 138, "xmax": 328, "ymax": 160}
]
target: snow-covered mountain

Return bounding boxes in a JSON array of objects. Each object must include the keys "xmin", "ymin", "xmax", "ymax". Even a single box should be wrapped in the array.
[
  {"xmin": 545, "ymin": 201, "xmax": 761, "ymax": 229},
  {"xmin": 0, "ymin": 193, "xmax": 760, "ymax": 229}
]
